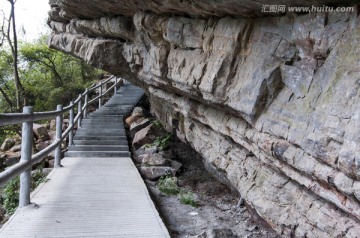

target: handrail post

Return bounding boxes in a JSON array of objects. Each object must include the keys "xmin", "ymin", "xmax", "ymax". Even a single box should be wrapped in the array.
[
  {"xmin": 54, "ymin": 105, "xmax": 63, "ymax": 168},
  {"xmin": 78, "ymin": 94, "xmax": 82, "ymax": 128},
  {"xmin": 84, "ymin": 89, "xmax": 88, "ymax": 118},
  {"xmin": 19, "ymin": 106, "xmax": 33, "ymax": 207},
  {"xmin": 68, "ymin": 101, "xmax": 74, "ymax": 146},
  {"xmin": 99, "ymin": 81, "xmax": 103, "ymax": 108},
  {"xmin": 114, "ymin": 77, "xmax": 118, "ymax": 94}
]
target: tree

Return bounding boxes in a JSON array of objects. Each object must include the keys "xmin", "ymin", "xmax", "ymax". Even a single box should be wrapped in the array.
[
  {"xmin": 1, "ymin": 0, "xmax": 24, "ymax": 110},
  {"xmin": 21, "ymin": 41, "xmax": 64, "ymax": 86},
  {"xmin": 18, "ymin": 36, "xmax": 102, "ymax": 111},
  {"xmin": 0, "ymin": 49, "xmax": 14, "ymax": 111}
]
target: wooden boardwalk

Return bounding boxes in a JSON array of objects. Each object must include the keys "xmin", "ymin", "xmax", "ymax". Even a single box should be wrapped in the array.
[{"xmin": 0, "ymin": 83, "xmax": 170, "ymax": 237}]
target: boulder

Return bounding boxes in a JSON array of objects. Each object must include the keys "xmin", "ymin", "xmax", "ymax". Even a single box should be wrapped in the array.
[
  {"xmin": 125, "ymin": 107, "xmax": 145, "ymax": 127},
  {"xmin": 0, "ymin": 153, "xmax": 6, "ymax": 170},
  {"xmin": 0, "ymin": 152, "xmax": 7, "ymax": 160},
  {"xmin": 133, "ymin": 153, "xmax": 147, "ymax": 164},
  {"xmin": 9, "ymin": 144, "xmax": 22, "ymax": 153},
  {"xmin": 159, "ymin": 149, "xmax": 175, "ymax": 159},
  {"xmin": 144, "ymin": 146, "xmax": 158, "ymax": 154},
  {"xmin": 36, "ymin": 141, "xmax": 51, "ymax": 151},
  {"xmin": 139, "ymin": 166, "xmax": 175, "ymax": 180},
  {"xmin": 62, "ymin": 119, "xmax": 69, "ymax": 131},
  {"xmin": 1, "ymin": 138, "xmax": 16, "ymax": 151},
  {"xmin": 5, "ymin": 152, "xmax": 21, "ymax": 166},
  {"xmin": 132, "ymin": 124, "xmax": 156, "ymax": 149},
  {"xmin": 50, "ymin": 120, "xmax": 56, "ymax": 130},
  {"xmin": 354, "ymin": 182, "xmax": 360, "ymax": 202},
  {"xmin": 129, "ymin": 118, "xmax": 151, "ymax": 138},
  {"xmin": 133, "ymin": 147, "xmax": 146, "ymax": 157},
  {"xmin": 194, "ymin": 229, "xmax": 239, "ymax": 238},
  {"xmin": 141, "ymin": 153, "xmax": 171, "ymax": 166},
  {"xmin": 169, "ymin": 160, "xmax": 182, "ymax": 172},
  {"xmin": 33, "ymin": 123, "xmax": 50, "ymax": 140}
]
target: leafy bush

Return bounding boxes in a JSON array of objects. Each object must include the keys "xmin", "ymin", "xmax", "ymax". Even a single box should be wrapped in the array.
[
  {"xmin": 1, "ymin": 176, "xmax": 20, "ymax": 215},
  {"xmin": 178, "ymin": 191, "xmax": 197, "ymax": 207},
  {"xmin": 152, "ymin": 120, "xmax": 163, "ymax": 129},
  {"xmin": 157, "ymin": 176, "xmax": 180, "ymax": 195},
  {"xmin": 31, "ymin": 166, "xmax": 47, "ymax": 189},
  {"xmin": 1, "ymin": 166, "xmax": 47, "ymax": 215},
  {"xmin": 146, "ymin": 134, "xmax": 172, "ymax": 151}
]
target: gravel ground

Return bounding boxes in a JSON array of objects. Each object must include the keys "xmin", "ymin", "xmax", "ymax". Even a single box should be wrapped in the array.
[{"xmin": 138, "ymin": 139, "xmax": 279, "ymax": 238}]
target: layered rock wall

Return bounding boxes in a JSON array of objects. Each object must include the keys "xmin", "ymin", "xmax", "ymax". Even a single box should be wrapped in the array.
[{"xmin": 48, "ymin": 1, "xmax": 360, "ymax": 236}]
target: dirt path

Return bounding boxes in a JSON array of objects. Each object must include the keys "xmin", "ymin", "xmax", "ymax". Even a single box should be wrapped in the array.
[{"xmin": 126, "ymin": 107, "xmax": 279, "ymax": 237}]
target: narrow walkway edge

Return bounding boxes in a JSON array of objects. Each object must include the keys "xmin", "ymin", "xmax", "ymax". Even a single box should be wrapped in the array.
[{"xmin": 0, "ymin": 83, "xmax": 171, "ymax": 238}]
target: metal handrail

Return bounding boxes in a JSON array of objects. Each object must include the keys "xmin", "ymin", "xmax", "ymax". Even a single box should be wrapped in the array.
[{"xmin": 0, "ymin": 76, "xmax": 121, "ymax": 207}]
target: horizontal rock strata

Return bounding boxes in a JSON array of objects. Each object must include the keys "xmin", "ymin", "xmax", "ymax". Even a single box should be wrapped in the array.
[{"xmin": 48, "ymin": 1, "xmax": 360, "ymax": 236}]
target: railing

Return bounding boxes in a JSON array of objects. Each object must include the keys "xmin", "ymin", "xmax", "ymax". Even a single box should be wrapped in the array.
[{"xmin": 0, "ymin": 75, "xmax": 121, "ymax": 207}]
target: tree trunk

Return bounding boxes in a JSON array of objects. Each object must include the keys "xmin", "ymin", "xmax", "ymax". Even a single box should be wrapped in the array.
[
  {"xmin": 0, "ymin": 87, "xmax": 13, "ymax": 111},
  {"xmin": 8, "ymin": 0, "xmax": 24, "ymax": 110}
]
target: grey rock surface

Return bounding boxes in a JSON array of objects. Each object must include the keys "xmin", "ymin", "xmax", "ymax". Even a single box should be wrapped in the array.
[
  {"xmin": 52, "ymin": 0, "xmax": 357, "ymax": 19},
  {"xmin": 48, "ymin": 1, "xmax": 360, "ymax": 236},
  {"xmin": 140, "ymin": 166, "xmax": 175, "ymax": 181},
  {"xmin": 33, "ymin": 123, "xmax": 50, "ymax": 140},
  {"xmin": 132, "ymin": 124, "xmax": 156, "ymax": 149},
  {"xmin": 194, "ymin": 228, "xmax": 239, "ymax": 238},
  {"xmin": 9, "ymin": 144, "xmax": 21, "ymax": 153},
  {"xmin": 129, "ymin": 118, "xmax": 151, "ymax": 138},
  {"xmin": 1, "ymin": 138, "xmax": 16, "ymax": 151},
  {"xmin": 141, "ymin": 153, "xmax": 171, "ymax": 167}
]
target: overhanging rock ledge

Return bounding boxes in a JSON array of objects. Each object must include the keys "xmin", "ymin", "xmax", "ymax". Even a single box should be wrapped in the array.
[{"xmin": 48, "ymin": 1, "xmax": 360, "ymax": 236}]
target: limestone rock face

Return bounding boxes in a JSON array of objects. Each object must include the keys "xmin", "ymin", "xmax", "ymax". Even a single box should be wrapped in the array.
[{"xmin": 48, "ymin": 1, "xmax": 360, "ymax": 236}]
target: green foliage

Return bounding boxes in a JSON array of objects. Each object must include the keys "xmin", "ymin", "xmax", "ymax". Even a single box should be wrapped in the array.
[
  {"xmin": 0, "ymin": 35, "xmax": 102, "ymax": 113},
  {"xmin": 31, "ymin": 166, "xmax": 47, "ymax": 189},
  {"xmin": 152, "ymin": 120, "xmax": 163, "ymax": 129},
  {"xmin": 178, "ymin": 191, "xmax": 197, "ymax": 207},
  {"xmin": 156, "ymin": 175, "xmax": 197, "ymax": 207},
  {"xmin": 1, "ymin": 176, "xmax": 20, "ymax": 215},
  {"xmin": 19, "ymin": 37, "xmax": 101, "ymax": 111},
  {"xmin": 0, "ymin": 50, "xmax": 13, "ymax": 82},
  {"xmin": 1, "ymin": 166, "xmax": 47, "ymax": 215},
  {"xmin": 157, "ymin": 176, "xmax": 180, "ymax": 195},
  {"xmin": 146, "ymin": 134, "xmax": 172, "ymax": 151}
]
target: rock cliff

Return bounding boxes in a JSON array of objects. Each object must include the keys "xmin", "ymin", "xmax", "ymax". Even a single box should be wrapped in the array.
[{"xmin": 48, "ymin": 1, "xmax": 360, "ymax": 236}]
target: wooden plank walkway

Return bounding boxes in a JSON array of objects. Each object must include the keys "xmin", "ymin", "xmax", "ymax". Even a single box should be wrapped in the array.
[{"xmin": 0, "ymin": 83, "xmax": 170, "ymax": 237}]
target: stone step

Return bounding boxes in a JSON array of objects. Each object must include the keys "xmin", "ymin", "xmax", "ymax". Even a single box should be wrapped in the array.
[
  {"xmin": 79, "ymin": 124, "xmax": 124, "ymax": 128},
  {"xmin": 81, "ymin": 118, "xmax": 124, "ymax": 123},
  {"xmin": 73, "ymin": 135, "xmax": 127, "ymax": 140},
  {"xmin": 73, "ymin": 140, "xmax": 128, "ymax": 146},
  {"xmin": 87, "ymin": 115, "xmax": 125, "ymax": 118},
  {"xmin": 76, "ymin": 127, "xmax": 125, "ymax": 131},
  {"xmin": 64, "ymin": 84, "xmax": 143, "ymax": 158},
  {"xmin": 76, "ymin": 129, "xmax": 125, "ymax": 133},
  {"xmin": 81, "ymin": 119, "xmax": 124, "ymax": 123},
  {"xmin": 65, "ymin": 151, "xmax": 130, "ymax": 157},
  {"xmin": 88, "ymin": 114, "xmax": 126, "ymax": 117},
  {"xmin": 68, "ymin": 145, "xmax": 129, "ymax": 152},
  {"xmin": 93, "ymin": 110, "xmax": 130, "ymax": 114},
  {"xmin": 75, "ymin": 131, "xmax": 126, "ymax": 136},
  {"xmin": 78, "ymin": 125, "xmax": 124, "ymax": 130},
  {"xmin": 101, "ymin": 104, "xmax": 134, "ymax": 107},
  {"xmin": 96, "ymin": 108, "xmax": 131, "ymax": 111}
]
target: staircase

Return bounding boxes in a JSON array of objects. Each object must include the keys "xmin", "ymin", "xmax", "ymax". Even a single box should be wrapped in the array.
[
  {"xmin": 66, "ymin": 83, "xmax": 144, "ymax": 157},
  {"xmin": 0, "ymin": 82, "xmax": 171, "ymax": 238}
]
